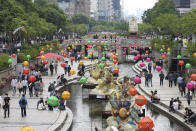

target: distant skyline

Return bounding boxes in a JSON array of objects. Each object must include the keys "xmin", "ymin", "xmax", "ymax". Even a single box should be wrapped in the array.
[{"xmin": 123, "ymin": 0, "xmax": 157, "ymax": 20}]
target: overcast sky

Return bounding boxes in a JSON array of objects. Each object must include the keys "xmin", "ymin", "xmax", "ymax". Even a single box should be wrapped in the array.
[{"xmin": 123, "ymin": 0, "xmax": 157, "ymax": 17}]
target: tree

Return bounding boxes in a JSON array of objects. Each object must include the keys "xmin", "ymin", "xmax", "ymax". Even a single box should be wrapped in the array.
[
  {"xmin": 72, "ymin": 13, "xmax": 90, "ymax": 25},
  {"xmin": 138, "ymin": 23, "xmax": 154, "ymax": 35}
]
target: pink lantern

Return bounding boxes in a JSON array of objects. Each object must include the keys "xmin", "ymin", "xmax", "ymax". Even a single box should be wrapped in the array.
[
  {"xmin": 146, "ymin": 58, "xmax": 151, "ymax": 62},
  {"xmin": 64, "ymin": 46, "xmax": 67, "ymax": 49},
  {"xmin": 139, "ymin": 62, "xmax": 145, "ymax": 67},
  {"xmin": 123, "ymin": 52, "xmax": 126, "ymax": 55},
  {"xmin": 187, "ymin": 82, "xmax": 195, "ymax": 90},
  {"xmin": 124, "ymin": 48, "xmax": 127, "ymax": 50},
  {"xmin": 136, "ymin": 51, "xmax": 140, "ymax": 54},
  {"xmin": 156, "ymin": 66, "xmax": 162, "ymax": 72},
  {"xmin": 134, "ymin": 56, "xmax": 138, "ymax": 61},
  {"xmin": 130, "ymin": 48, "xmax": 133, "ymax": 52},
  {"xmin": 134, "ymin": 76, "xmax": 141, "ymax": 84},
  {"xmin": 118, "ymin": 43, "xmax": 121, "ymax": 46},
  {"xmin": 141, "ymin": 54, "xmax": 145, "ymax": 59},
  {"xmin": 163, "ymin": 52, "xmax": 167, "ymax": 55}
]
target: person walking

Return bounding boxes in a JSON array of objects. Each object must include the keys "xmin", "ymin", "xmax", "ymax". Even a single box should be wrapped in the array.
[
  {"xmin": 144, "ymin": 71, "xmax": 148, "ymax": 87},
  {"xmin": 186, "ymin": 91, "xmax": 192, "ymax": 106},
  {"xmin": 17, "ymin": 80, "xmax": 22, "ymax": 96},
  {"xmin": 68, "ymin": 65, "xmax": 71, "ymax": 76},
  {"xmin": 11, "ymin": 77, "xmax": 17, "ymax": 96},
  {"xmin": 3, "ymin": 93, "xmax": 10, "ymax": 118},
  {"xmin": 39, "ymin": 80, "xmax": 44, "ymax": 95},
  {"xmin": 177, "ymin": 75, "xmax": 183, "ymax": 91},
  {"xmin": 148, "ymin": 62, "xmax": 152, "ymax": 72},
  {"xmin": 180, "ymin": 79, "xmax": 186, "ymax": 97},
  {"xmin": 153, "ymin": 61, "xmax": 156, "ymax": 72},
  {"xmin": 28, "ymin": 82, "xmax": 34, "ymax": 97},
  {"xmin": 159, "ymin": 71, "xmax": 164, "ymax": 86},
  {"xmin": 168, "ymin": 72, "xmax": 174, "ymax": 88},
  {"xmin": 19, "ymin": 94, "xmax": 28, "ymax": 117},
  {"xmin": 173, "ymin": 72, "xmax": 179, "ymax": 86},
  {"xmin": 34, "ymin": 80, "xmax": 40, "ymax": 97},
  {"xmin": 147, "ymin": 71, "xmax": 153, "ymax": 87},
  {"xmin": 49, "ymin": 63, "xmax": 54, "ymax": 76},
  {"xmin": 54, "ymin": 61, "xmax": 58, "ymax": 74},
  {"xmin": 22, "ymin": 78, "xmax": 28, "ymax": 95}
]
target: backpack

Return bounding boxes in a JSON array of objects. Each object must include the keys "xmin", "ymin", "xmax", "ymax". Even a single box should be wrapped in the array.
[
  {"xmin": 48, "ymin": 85, "xmax": 52, "ymax": 92},
  {"xmin": 20, "ymin": 99, "xmax": 26, "ymax": 105}
]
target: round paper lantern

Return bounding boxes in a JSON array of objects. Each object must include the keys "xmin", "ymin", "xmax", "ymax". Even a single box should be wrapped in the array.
[
  {"xmin": 141, "ymin": 54, "xmax": 145, "ymax": 59},
  {"xmin": 60, "ymin": 63, "xmax": 66, "ymax": 68},
  {"xmin": 167, "ymin": 52, "xmax": 171, "ymax": 56},
  {"xmin": 190, "ymin": 74, "xmax": 196, "ymax": 81},
  {"xmin": 26, "ymin": 55, "xmax": 31, "ymax": 59},
  {"xmin": 167, "ymin": 48, "xmax": 171, "ymax": 52},
  {"xmin": 134, "ymin": 76, "xmax": 141, "ymax": 84},
  {"xmin": 17, "ymin": 49, "xmax": 20, "ymax": 53},
  {"xmin": 186, "ymin": 82, "xmax": 195, "ymax": 90},
  {"xmin": 113, "ymin": 68, "xmax": 119, "ymax": 74},
  {"xmin": 49, "ymin": 48, "xmax": 53, "ymax": 51},
  {"xmin": 119, "ymin": 108, "xmax": 127, "ymax": 118},
  {"xmin": 12, "ymin": 54, "xmax": 16, "ymax": 58},
  {"xmin": 134, "ymin": 56, "xmax": 138, "ymax": 61},
  {"xmin": 113, "ymin": 60, "xmax": 118, "ymax": 64},
  {"xmin": 162, "ymin": 45, "xmax": 165, "ymax": 48},
  {"xmin": 84, "ymin": 57, "xmax": 88, "ymax": 60},
  {"xmin": 136, "ymin": 51, "xmax": 140, "ymax": 54},
  {"xmin": 138, "ymin": 117, "xmax": 154, "ymax": 131},
  {"xmin": 135, "ymin": 95, "xmax": 147, "ymax": 106},
  {"xmin": 40, "ymin": 52, "xmax": 44, "ymax": 56},
  {"xmin": 70, "ymin": 57, "xmax": 75, "ymax": 61},
  {"xmin": 145, "ymin": 50, "xmax": 149, "ymax": 54},
  {"xmin": 193, "ymin": 53, "xmax": 196, "ymax": 58},
  {"xmin": 63, "ymin": 53, "xmax": 67, "ymax": 57},
  {"xmin": 41, "ymin": 48, "xmax": 44, "ymax": 51},
  {"xmin": 185, "ymin": 63, "xmax": 191, "ymax": 69},
  {"xmin": 43, "ymin": 60, "xmax": 48, "ymax": 65},
  {"xmin": 98, "ymin": 63, "xmax": 104, "ymax": 68},
  {"xmin": 68, "ymin": 47, "xmax": 71, "ymax": 50},
  {"xmin": 28, "ymin": 75, "xmax": 36, "ymax": 82},
  {"xmin": 110, "ymin": 50, "xmax": 113, "ymax": 53},
  {"xmin": 60, "ymin": 50, "xmax": 64, "ymax": 54},
  {"xmin": 139, "ymin": 62, "xmax": 145, "ymax": 68},
  {"xmin": 87, "ymin": 55, "xmax": 91, "ymax": 59},
  {"xmin": 23, "ymin": 61, "xmax": 29, "ymax": 66},
  {"xmin": 89, "ymin": 52, "xmax": 93, "ymax": 56},
  {"xmin": 122, "ymin": 52, "xmax": 126, "ymax": 55},
  {"xmin": 23, "ymin": 68, "xmax": 29, "ymax": 75},
  {"xmin": 146, "ymin": 58, "xmax": 151, "ymax": 62},
  {"xmin": 163, "ymin": 52, "xmax": 167, "ymax": 55},
  {"xmin": 101, "ymin": 57, "xmax": 105, "ymax": 61},
  {"xmin": 156, "ymin": 66, "xmax": 162, "ymax": 72},
  {"xmin": 179, "ymin": 60, "xmax": 184, "ymax": 66},
  {"xmin": 62, "ymin": 91, "xmax": 71, "ymax": 100},
  {"xmin": 41, "ymin": 55, "xmax": 45, "ymax": 60},
  {"xmin": 86, "ymin": 48, "xmax": 89, "ymax": 51},
  {"xmin": 98, "ymin": 46, "xmax": 101, "ymax": 50},
  {"xmin": 129, "ymin": 88, "xmax": 138, "ymax": 96},
  {"xmin": 80, "ymin": 77, "xmax": 87, "ymax": 84},
  {"xmin": 177, "ymin": 55, "xmax": 181, "ymax": 59},
  {"xmin": 113, "ymin": 55, "xmax": 118, "ymax": 60},
  {"xmin": 20, "ymin": 126, "xmax": 34, "ymax": 131},
  {"xmin": 47, "ymin": 96, "xmax": 59, "ymax": 107},
  {"xmin": 70, "ymin": 69, "xmax": 76, "ymax": 75},
  {"xmin": 162, "ymin": 55, "xmax": 166, "ymax": 60},
  {"xmin": 57, "ymin": 56, "xmax": 61, "ymax": 60},
  {"xmin": 79, "ymin": 61, "xmax": 84, "ymax": 65},
  {"xmin": 137, "ymin": 54, "xmax": 141, "ymax": 58},
  {"xmin": 8, "ymin": 59, "xmax": 12, "ymax": 64},
  {"xmin": 81, "ymin": 52, "xmax": 84, "ymax": 55},
  {"xmin": 160, "ymin": 49, "xmax": 163, "ymax": 53}
]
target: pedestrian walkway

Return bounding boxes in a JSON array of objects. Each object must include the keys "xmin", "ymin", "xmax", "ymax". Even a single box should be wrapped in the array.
[
  {"xmin": 0, "ymin": 60, "xmax": 92, "ymax": 131},
  {"xmin": 133, "ymin": 61, "xmax": 196, "ymax": 128}
]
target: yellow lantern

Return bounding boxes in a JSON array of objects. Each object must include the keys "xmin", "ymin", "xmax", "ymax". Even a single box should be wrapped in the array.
[
  {"xmin": 79, "ymin": 61, "xmax": 84, "ymax": 65},
  {"xmin": 91, "ymin": 50, "xmax": 94, "ymax": 53},
  {"xmin": 41, "ymin": 55, "xmax": 45, "ymax": 60},
  {"xmin": 89, "ymin": 52, "xmax": 93, "ymax": 56},
  {"xmin": 154, "ymin": 43, "xmax": 157, "ymax": 47},
  {"xmin": 20, "ymin": 126, "xmax": 34, "ymax": 131},
  {"xmin": 70, "ymin": 69, "xmax": 76, "ymax": 75},
  {"xmin": 46, "ymin": 45, "xmax": 49, "ymax": 48},
  {"xmin": 101, "ymin": 43, "xmax": 104, "ymax": 45},
  {"xmin": 194, "ymin": 53, "xmax": 196, "ymax": 58},
  {"xmin": 68, "ymin": 47, "xmax": 71, "ymax": 50},
  {"xmin": 23, "ymin": 61, "xmax": 29, "ymax": 66},
  {"xmin": 72, "ymin": 45, "xmax": 75, "ymax": 48},
  {"xmin": 60, "ymin": 50, "xmax": 64, "ymax": 54},
  {"xmin": 167, "ymin": 48, "xmax": 171, "ymax": 52},
  {"xmin": 84, "ymin": 57, "xmax": 88, "ymax": 60},
  {"xmin": 62, "ymin": 91, "xmax": 71, "ymax": 100},
  {"xmin": 162, "ymin": 45, "xmax": 165, "ymax": 48}
]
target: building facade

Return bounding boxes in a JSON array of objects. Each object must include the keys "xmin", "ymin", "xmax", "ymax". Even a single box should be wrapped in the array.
[
  {"xmin": 173, "ymin": 0, "xmax": 191, "ymax": 14},
  {"xmin": 90, "ymin": 0, "xmax": 98, "ymax": 20},
  {"xmin": 191, "ymin": 0, "xmax": 196, "ymax": 9},
  {"xmin": 75, "ymin": 0, "xmax": 91, "ymax": 16},
  {"xmin": 97, "ymin": 0, "xmax": 114, "ymax": 20},
  {"xmin": 112, "ymin": 0, "xmax": 121, "ymax": 20}
]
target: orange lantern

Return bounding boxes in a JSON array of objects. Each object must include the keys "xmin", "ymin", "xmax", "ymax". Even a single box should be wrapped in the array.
[
  {"xmin": 162, "ymin": 55, "xmax": 166, "ymax": 59},
  {"xmin": 62, "ymin": 91, "xmax": 71, "ymax": 100},
  {"xmin": 129, "ymin": 88, "xmax": 137, "ymax": 96},
  {"xmin": 110, "ymin": 50, "xmax": 113, "ymax": 53},
  {"xmin": 81, "ymin": 52, "xmax": 84, "ymax": 55},
  {"xmin": 79, "ymin": 61, "xmax": 84, "ymax": 65},
  {"xmin": 179, "ymin": 60, "xmax": 184, "ymax": 66},
  {"xmin": 23, "ymin": 61, "xmax": 29, "ymax": 66},
  {"xmin": 113, "ymin": 60, "xmax": 118, "ymax": 64},
  {"xmin": 12, "ymin": 54, "xmax": 16, "ymax": 58},
  {"xmin": 135, "ymin": 95, "xmax": 147, "ymax": 106},
  {"xmin": 41, "ymin": 55, "xmax": 45, "ymax": 60},
  {"xmin": 51, "ymin": 44, "xmax": 54, "ymax": 48},
  {"xmin": 162, "ymin": 45, "xmax": 165, "ymax": 48},
  {"xmin": 145, "ymin": 50, "xmax": 149, "ymax": 54},
  {"xmin": 139, "ymin": 117, "xmax": 154, "ymax": 131},
  {"xmin": 60, "ymin": 50, "xmax": 64, "ymax": 54},
  {"xmin": 70, "ymin": 69, "xmax": 76, "ymax": 75},
  {"xmin": 98, "ymin": 46, "xmax": 102, "ymax": 50},
  {"xmin": 113, "ymin": 68, "xmax": 119, "ymax": 74},
  {"xmin": 84, "ymin": 57, "xmax": 88, "ymax": 60},
  {"xmin": 43, "ymin": 60, "xmax": 48, "ymax": 65},
  {"xmin": 190, "ymin": 74, "xmax": 196, "ymax": 81},
  {"xmin": 23, "ymin": 68, "xmax": 29, "ymax": 75},
  {"xmin": 167, "ymin": 48, "xmax": 171, "ymax": 52},
  {"xmin": 113, "ymin": 55, "xmax": 118, "ymax": 60},
  {"xmin": 61, "ymin": 63, "xmax": 66, "ymax": 68},
  {"xmin": 68, "ymin": 47, "xmax": 71, "ymax": 50},
  {"xmin": 193, "ymin": 53, "xmax": 196, "ymax": 58}
]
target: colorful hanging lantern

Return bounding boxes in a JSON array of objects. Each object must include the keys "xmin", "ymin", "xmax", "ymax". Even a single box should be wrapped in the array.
[
  {"xmin": 113, "ymin": 68, "xmax": 119, "ymax": 74},
  {"xmin": 60, "ymin": 50, "xmax": 64, "ymax": 54},
  {"xmin": 80, "ymin": 77, "xmax": 87, "ymax": 84},
  {"xmin": 113, "ymin": 60, "xmax": 118, "ymax": 64},
  {"xmin": 185, "ymin": 63, "xmax": 191, "ymax": 69},
  {"xmin": 70, "ymin": 57, "xmax": 75, "ymax": 61},
  {"xmin": 146, "ymin": 58, "xmax": 151, "ymax": 62},
  {"xmin": 178, "ymin": 60, "xmax": 184, "ymax": 66},
  {"xmin": 28, "ymin": 75, "xmax": 36, "ymax": 82},
  {"xmin": 60, "ymin": 63, "xmax": 66, "ymax": 68},
  {"xmin": 138, "ymin": 117, "xmax": 154, "ymax": 131},
  {"xmin": 23, "ymin": 61, "xmax": 29, "ymax": 66},
  {"xmin": 145, "ymin": 50, "xmax": 149, "ymax": 54},
  {"xmin": 109, "ymin": 50, "xmax": 113, "ymax": 53},
  {"xmin": 70, "ymin": 69, "xmax": 76, "ymax": 75},
  {"xmin": 186, "ymin": 82, "xmax": 195, "ymax": 90},
  {"xmin": 62, "ymin": 91, "xmax": 71, "ymax": 100},
  {"xmin": 41, "ymin": 48, "xmax": 44, "ymax": 51},
  {"xmin": 193, "ymin": 53, "xmax": 196, "ymax": 58},
  {"xmin": 40, "ymin": 52, "xmax": 44, "ymax": 56},
  {"xmin": 81, "ymin": 52, "xmax": 84, "ymax": 55},
  {"xmin": 167, "ymin": 52, "xmax": 171, "ymax": 56},
  {"xmin": 84, "ymin": 57, "xmax": 88, "ymax": 60},
  {"xmin": 26, "ymin": 55, "xmax": 31, "ymax": 59},
  {"xmin": 12, "ymin": 54, "xmax": 16, "ymax": 58},
  {"xmin": 79, "ymin": 61, "xmax": 84, "ymax": 65},
  {"xmin": 167, "ymin": 48, "xmax": 171, "ymax": 52},
  {"xmin": 101, "ymin": 57, "xmax": 105, "ymax": 61},
  {"xmin": 134, "ymin": 56, "xmax": 138, "ymax": 61},
  {"xmin": 8, "ymin": 59, "xmax": 12, "ymax": 64},
  {"xmin": 20, "ymin": 126, "xmax": 34, "ymax": 131},
  {"xmin": 139, "ymin": 62, "xmax": 145, "ymax": 68},
  {"xmin": 177, "ymin": 55, "xmax": 182, "ymax": 59},
  {"xmin": 17, "ymin": 49, "xmax": 20, "ymax": 53},
  {"xmin": 136, "ymin": 51, "xmax": 140, "ymax": 54},
  {"xmin": 41, "ymin": 55, "xmax": 45, "ymax": 60},
  {"xmin": 134, "ymin": 76, "xmax": 141, "ymax": 84},
  {"xmin": 135, "ymin": 95, "xmax": 147, "ymax": 106},
  {"xmin": 23, "ymin": 68, "xmax": 29, "ymax": 75},
  {"xmin": 122, "ymin": 52, "xmax": 126, "ymax": 55},
  {"xmin": 141, "ymin": 54, "xmax": 145, "ymax": 59},
  {"xmin": 162, "ymin": 55, "xmax": 166, "ymax": 60},
  {"xmin": 190, "ymin": 74, "xmax": 196, "ymax": 81},
  {"xmin": 156, "ymin": 66, "xmax": 162, "ymax": 72},
  {"xmin": 43, "ymin": 60, "xmax": 48, "ymax": 65},
  {"xmin": 98, "ymin": 63, "xmax": 104, "ymax": 68},
  {"xmin": 129, "ymin": 88, "xmax": 138, "ymax": 96}
]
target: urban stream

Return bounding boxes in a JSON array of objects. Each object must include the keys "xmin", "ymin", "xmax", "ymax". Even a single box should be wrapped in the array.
[{"xmin": 62, "ymin": 64, "xmax": 186, "ymax": 131}]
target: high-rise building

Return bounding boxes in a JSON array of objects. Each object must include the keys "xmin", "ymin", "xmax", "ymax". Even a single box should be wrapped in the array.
[
  {"xmin": 173, "ymin": 0, "xmax": 191, "ymax": 14},
  {"xmin": 97, "ymin": 0, "xmax": 113, "ymax": 20},
  {"xmin": 191, "ymin": 0, "xmax": 196, "ymax": 8},
  {"xmin": 90, "ymin": 0, "xmax": 98, "ymax": 20},
  {"xmin": 75, "ymin": 0, "xmax": 91, "ymax": 16},
  {"xmin": 112, "ymin": 0, "xmax": 121, "ymax": 20}
]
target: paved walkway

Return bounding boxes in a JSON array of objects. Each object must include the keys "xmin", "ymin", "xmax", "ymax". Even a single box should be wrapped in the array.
[
  {"xmin": 0, "ymin": 59, "xmax": 92, "ymax": 131},
  {"xmin": 133, "ymin": 61, "xmax": 196, "ymax": 129}
]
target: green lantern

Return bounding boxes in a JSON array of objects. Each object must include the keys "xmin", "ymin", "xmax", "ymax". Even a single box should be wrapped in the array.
[
  {"xmin": 41, "ymin": 51, "xmax": 44, "ymax": 54},
  {"xmin": 101, "ymin": 57, "xmax": 105, "ymax": 61},
  {"xmin": 50, "ymin": 48, "xmax": 53, "ymax": 51},
  {"xmin": 160, "ymin": 49, "xmax": 163, "ymax": 53},
  {"xmin": 26, "ymin": 55, "xmax": 31, "ymax": 59},
  {"xmin": 177, "ymin": 55, "xmax": 181, "ymax": 59},
  {"xmin": 8, "ymin": 59, "xmax": 12, "ymax": 64},
  {"xmin": 80, "ymin": 77, "xmax": 87, "ymax": 84},
  {"xmin": 185, "ymin": 63, "xmax": 191, "ymax": 69},
  {"xmin": 167, "ymin": 52, "xmax": 171, "ymax": 56},
  {"xmin": 17, "ymin": 49, "xmax": 20, "ymax": 53},
  {"xmin": 98, "ymin": 63, "xmax": 104, "ymax": 68},
  {"xmin": 87, "ymin": 55, "xmax": 91, "ymax": 59},
  {"xmin": 149, "ymin": 47, "xmax": 152, "ymax": 50},
  {"xmin": 102, "ymin": 52, "xmax": 105, "ymax": 55},
  {"xmin": 47, "ymin": 96, "xmax": 59, "ymax": 107}
]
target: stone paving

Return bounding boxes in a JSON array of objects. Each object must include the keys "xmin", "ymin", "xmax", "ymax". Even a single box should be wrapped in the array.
[{"xmin": 0, "ymin": 59, "xmax": 92, "ymax": 131}]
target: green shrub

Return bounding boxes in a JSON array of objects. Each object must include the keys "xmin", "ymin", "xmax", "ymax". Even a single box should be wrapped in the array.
[
  {"xmin": 0, "ymin": 54, "xmax": 10, "ymax": 71},
  {"xmin": 17, "ymin": 53, "xmax": 27, "ymax": 63}
]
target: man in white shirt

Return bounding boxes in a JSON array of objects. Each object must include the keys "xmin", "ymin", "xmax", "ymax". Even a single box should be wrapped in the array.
[
  {"xmin": 22, "ymin": 79, "xmax": 28, "ymax": 95},
  {"xmin": 11, "ymin": 77, "xmax": 17, "ymax": 95}
]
